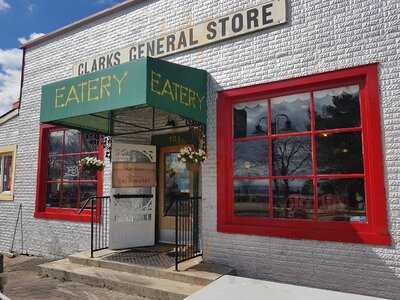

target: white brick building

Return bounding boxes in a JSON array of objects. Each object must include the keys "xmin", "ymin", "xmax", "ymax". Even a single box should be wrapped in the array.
[{"xmin": 1, "ymin": 0, "xmax": 400, "ymax": 298}]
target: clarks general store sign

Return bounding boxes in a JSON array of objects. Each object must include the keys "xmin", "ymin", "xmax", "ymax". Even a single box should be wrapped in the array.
[{"xmin": 73, "ymin": 0, "xmax": 287, "ymax": 75}]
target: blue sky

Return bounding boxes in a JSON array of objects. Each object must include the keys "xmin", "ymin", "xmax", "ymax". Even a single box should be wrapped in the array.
[{"xmin": 0, "ymin": 0, "xmax": 124, "ymax": 115}]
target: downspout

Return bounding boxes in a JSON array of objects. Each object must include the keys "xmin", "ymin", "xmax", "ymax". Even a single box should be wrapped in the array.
[{"xmin": 17, "ymin": 48, "xmax": 26, "ymax": 111}]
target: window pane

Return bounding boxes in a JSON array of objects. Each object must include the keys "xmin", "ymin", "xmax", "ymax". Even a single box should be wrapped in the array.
[
  {"xmin": 61, "ymin": 183, "xmax": 78, "ymax": 208},
  {"xmin": 46, "ymin": 183, "xmax": 61, "ymax": 208},
  {"xmin": 272, "ymin": 136, "xmax": 312, "ymax": 176},
  {"xmin": 64, "ymin": 129, "xmax": 81, "ymax": 153},
  {"xmin": 273, "ymin": 179, "xmax": 313, "ymax": 219},
  {"xmin": 316, "ymin": 132, "xmax": 363, "ymax": 174},
  {"xmin": 63, "ymin": 155, "xmax": 80, "ymax": 180},
  {"xmin": 318, "ymin": 178, "xmax": 366, "ymax": 222},
  {"xmin": 80, "ymin": 182, "xmax": 97, "ymax": 206},
  {"xmin": 47, "ymin": 156, "xmax": 62, "ymax": 180},
  {"xmin": 82, "ymin": 132, "xmax": 100, "ymax": 153},
  {"xmin": 314, "ymin": 85, "xmax": 360, "ymax": 130},
  {"xmin": 234, "ymin": 180, "xmax": 269, "ymax": 217},
  {"xmin": 234, "ymin": 101, "xmax": 268, "ymax": 138},
  {"xmin": 234, "ymin": 139, "xmax": 268, "ymax": 177},
  {"xmin": 271, "ymin": 93, "xmax": 311, "ymax": 134},
  {"xmin": 1, "ymin": 155, "xmax": 12, "ymax": 192},
  {"xmin": 48, "ymin": 131, "xmax": 63, "ymax": 155}
]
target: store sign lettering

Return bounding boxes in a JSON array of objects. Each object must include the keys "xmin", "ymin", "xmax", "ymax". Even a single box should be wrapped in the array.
[
  {"xmin": 73, "ymin": 0, "xmax": 287, "ymax": 75},
  {"xmin": 54, "ymin": 71, "xmax": 128, "ymax": 109}
]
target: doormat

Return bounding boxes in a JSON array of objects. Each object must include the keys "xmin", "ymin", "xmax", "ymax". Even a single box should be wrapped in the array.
[{"xmin": 104, "ymin": 244, "xmax": 176, "ymax": 268}]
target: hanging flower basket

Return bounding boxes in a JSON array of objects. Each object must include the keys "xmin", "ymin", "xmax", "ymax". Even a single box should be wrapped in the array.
[
  {"xmin": 79, "ymin": 157, "xmax": 104, "ymax": 173},
  {"xmin": 186, "ymin": 162, "xmax": 201, "ymax": 172},
  {"xmin": 177, "ymin": 146, "xmax": 206, "ymax": 171}
]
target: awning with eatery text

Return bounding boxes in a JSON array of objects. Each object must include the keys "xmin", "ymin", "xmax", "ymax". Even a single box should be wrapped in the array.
[{"xmin": 40, "ymin": 57, "xmax": 208, "ymax": 134}]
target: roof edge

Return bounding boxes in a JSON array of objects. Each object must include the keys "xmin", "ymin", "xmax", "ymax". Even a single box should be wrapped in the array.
[
  {"xmin": 0, "ymin": 108, "xmax": 19, "ymax": 125},
  {"xmin": 21, "ymin": 0, "xmax": 143, "ymax": 49}
]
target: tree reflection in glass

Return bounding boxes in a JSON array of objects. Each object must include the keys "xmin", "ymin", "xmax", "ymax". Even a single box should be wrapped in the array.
[
  {"xmin": 234, "ymin": 180, "xmax": 269, "ymax": 217},
  {"xmin": 234, "ymin": 101, "xmax": 268, "ymax": 138},
  {"xmin": 318, "ymin": 178, "xmax": 366, "ymax": 222},
  {"xmin": 314, "ymin": 85, "xmax": 360, "ymax": 130},
  {"xmin": 271, "ymin": 93, "xmax": 311, "ymax": 134},
  {"xmin": 273, "ymin": 179, "xmax": 313, "ymax": 219},
  {"xmin": 317, "ymin": 132, "xmax": 364, "ymax": 174},
  {"xmin": 272, "ymin": 136, "xmax": 312, "ymax": 176},
  {"xmin": 234, "ymin": 140, "xmax": 268, "ymax": 177}
]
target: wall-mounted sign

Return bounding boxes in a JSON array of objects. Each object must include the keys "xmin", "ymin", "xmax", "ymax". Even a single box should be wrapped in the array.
[
  {"xmin": 112, "ymin": 162, "xmax": 156, "ymax": 188},
  {"xmin": 73, "ymin": 0, "xmax": 287, "ymax": 76}
]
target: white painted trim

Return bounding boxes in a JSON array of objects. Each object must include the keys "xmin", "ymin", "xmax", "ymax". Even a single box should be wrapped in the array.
[{"xmin": 0, "ymin": 109, "xmax": 18, "ymax": 126}]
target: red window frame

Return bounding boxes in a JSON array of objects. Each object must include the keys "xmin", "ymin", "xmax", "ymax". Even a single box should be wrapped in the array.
[
  {"xmin": 217, "ymin": 64, "xmax": 390, "ymax": 245},
  {"xmin": 35, "ymin": 124, "xmax": 103, "ymax": 222}
]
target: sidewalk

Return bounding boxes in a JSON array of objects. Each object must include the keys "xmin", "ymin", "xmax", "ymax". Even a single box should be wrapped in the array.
[{"xmin": 2, "ymin": 255, "xmax": 149, "ymax": 300}]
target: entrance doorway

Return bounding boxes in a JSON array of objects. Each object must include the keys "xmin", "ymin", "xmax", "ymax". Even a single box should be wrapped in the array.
[{"xmin": 158, "ymin": 145, "xmax": 195, "ymax": 243}]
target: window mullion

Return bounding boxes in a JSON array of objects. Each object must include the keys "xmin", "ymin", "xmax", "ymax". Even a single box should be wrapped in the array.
[
  {"xmin": 267, "ymin": 99, "xmax": 273, "ymax": 218},
  {"xmin": 310, "ymin": 91, "xmax": 318, "ymax": 221}
]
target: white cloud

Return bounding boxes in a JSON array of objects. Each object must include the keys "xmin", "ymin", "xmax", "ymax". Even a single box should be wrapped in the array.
[
  {"xmin": 0, "ymin": 0, "xmax": 10, "ymax": 11},
  {"xmin": 27, "ymin": 3, "xmax": 35, "ymax": 13},
  {"xmin": 0, "ymin": 49, "xmax": 22, "ymax": 115},
  {"xmin": 18, "ymin": 32, "xmax": 45, "ymax": 45},
  {"xmin": 0, "ymin": 32, "xmax": 45, "ymax": 115}
]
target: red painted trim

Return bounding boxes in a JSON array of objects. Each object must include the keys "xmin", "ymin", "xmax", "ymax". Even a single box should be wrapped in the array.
[
  {"xmin": 35, "ymin": 124, "xmax": 103, "ymax": 223},
  {"xmin": 217, "ymin": 64, "xmax": 390, "ymax": 246}
]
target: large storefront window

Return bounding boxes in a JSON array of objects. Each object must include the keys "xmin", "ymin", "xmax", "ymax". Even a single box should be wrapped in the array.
[
  {"xmin": 217, "ymin": 64, "xmax": 390, "ymax": 245},
  {"xmin": 0, "ymin": 145, "xmax": 16, "ymax": 201},
  {"xmin": 35, "ymin": 125, "xmax": 103, "ymax": 222}
]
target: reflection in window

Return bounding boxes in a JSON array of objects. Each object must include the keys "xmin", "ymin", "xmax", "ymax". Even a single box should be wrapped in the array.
[
  {"xmin": 314, "ymin": 85, "xmax": 360, "ymax": 130},
  {"xmin": 234, "ymin": 101, "xmax": 268, "ymax": 138},
  {"xmin": 273, "ymin": 179, "xmax": 313, "ymax": 219},
  {"xmin": 47, "ymin": 156, "xmax": 61, "ymax": 180},
  {"xmin": 164, "ymin": 152, "xmax": 190, "ymax": 216},
  {"xmin": 64, "ymin": 129, "xmax": 81, "ymax": 153},
  {"xmin": 318, "ymin": 178, "xmax": 366, "ymax": 222},
  {"xmin": 63, "ymin": 156, "xmax": 80, "ymax": 180},
  {"xmin": 317, "ymin": 132, "xmax": 364, "ymax": 174},
  {"xmin": 234, "ymin": 180, "xmax": 269, "ymax": 217},
  {"xmin": 234, "ymin": 139, "xmax": 268, "ymax": 177},
  {"xmin": 48, "ymin": 131, "xmax": 63, "ymax": 155},
  {"xmin": 61, "ymin": 183, "xmax": 78, "ymax": 208},
  {"xmin": 272, "ymin": 136, "xmax": 312, "ymax": 176},
  {"xmin": 271, "ymin": 93, "xmax": 311, "ymax": 134},
  {"xmin": 0, "ymin": 154, "xmax": 13, "ymax": 193}
]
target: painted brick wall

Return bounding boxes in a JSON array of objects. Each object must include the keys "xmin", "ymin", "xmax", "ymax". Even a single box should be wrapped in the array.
[{"xmin": 0, "ymin": 0, "xmax": 399, "ymax": 298}]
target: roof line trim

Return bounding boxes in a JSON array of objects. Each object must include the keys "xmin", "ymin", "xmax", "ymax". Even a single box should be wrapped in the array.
[{"xmin": 21, "ymin": 0, "xmax": 142, "ymax": 49}]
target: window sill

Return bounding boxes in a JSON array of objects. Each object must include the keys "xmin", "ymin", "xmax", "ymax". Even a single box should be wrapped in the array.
[
  {"xmin": 0, "ymin": 193, "xmax": 13, "ymax": 201},
  {"xmin": 217, "ymin": 222, "xmax": 391, "ymax": 246},
  {"xmin": 34, "ymin": 209, "xmax": 92, "ymax": 222}
]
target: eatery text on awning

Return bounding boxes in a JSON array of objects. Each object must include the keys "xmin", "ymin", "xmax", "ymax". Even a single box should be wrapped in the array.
[
  {"xmin": 41, "ymin": 57, "xmax": 208, "ymax": 133},
  {"xmin": 73, "ymin": 0, "xmax": 287, "ymax": 76}
]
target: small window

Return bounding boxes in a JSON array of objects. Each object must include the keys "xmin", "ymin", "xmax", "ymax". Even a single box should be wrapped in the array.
[
  {"xmin": 0, "ymin": 145, "xmax": 16, "ymax": 201},
  {"xmin": 217, "ymin": 64, "xmax": 390, "ymax": 245},
  {"xmin": 35, "ymin": 125, "xmax": 103, "ymax": 222}
]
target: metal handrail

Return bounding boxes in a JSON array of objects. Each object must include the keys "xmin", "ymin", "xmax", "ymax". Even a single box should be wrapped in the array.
[
  {"xmin": 78, "ymin": 196, "xmax": 94, "ymax": 214},
  {"xmin": 77, "ymin": 196, "xmax": 111, "ymax": 258}
]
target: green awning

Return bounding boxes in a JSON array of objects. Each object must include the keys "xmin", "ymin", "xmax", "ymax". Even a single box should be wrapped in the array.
[{"xmin": 40, "ymin": 57, "xmax": 208, "ymax": 134}]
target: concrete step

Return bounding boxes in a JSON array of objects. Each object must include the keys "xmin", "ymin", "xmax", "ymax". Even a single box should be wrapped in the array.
[
  {"xmin": 68, "ymin": 250, "xmax": 234, "ymax": 286},
  {"xmin": 39, "ymin": 259, "xmax": 204, "ymax": 300}
]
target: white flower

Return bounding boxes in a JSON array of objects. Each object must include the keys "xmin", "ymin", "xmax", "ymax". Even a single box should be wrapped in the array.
[{"xmin": 181, "ymin": 158, "xmax": 186, "ymax": 162}]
